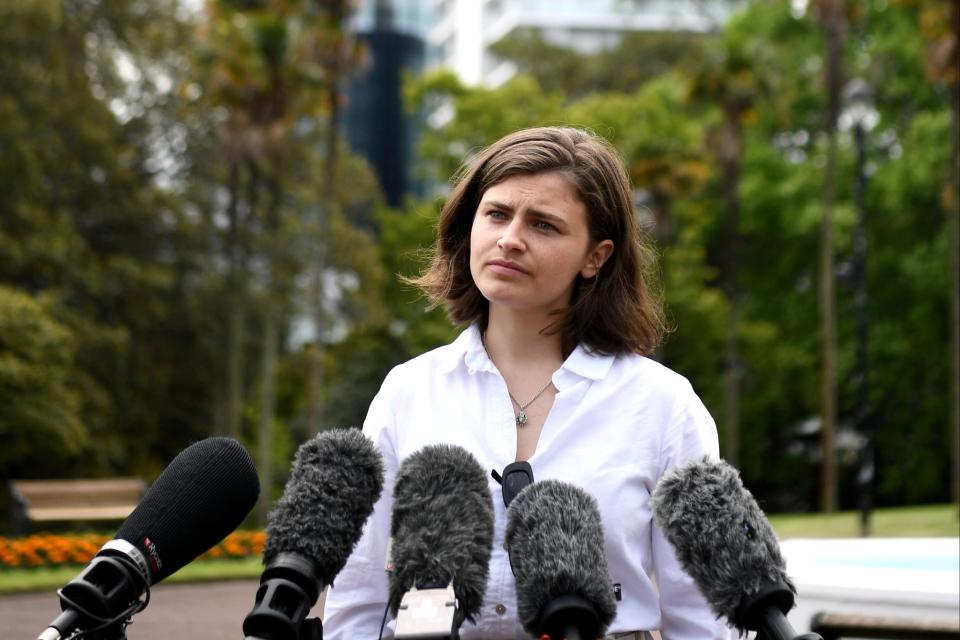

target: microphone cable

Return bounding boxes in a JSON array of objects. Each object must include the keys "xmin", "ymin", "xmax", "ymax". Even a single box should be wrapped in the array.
[
  {"xmin": 55, "ymin": 553, "xmax": 151, "ymax": 639},
  {"xmin": 378, "ymin": 598, "xmax": 391, "ymax": 640}
]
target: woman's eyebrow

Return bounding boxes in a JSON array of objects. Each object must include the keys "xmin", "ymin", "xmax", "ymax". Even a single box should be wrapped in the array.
[
  {"xmin": 480, "ymin": 199, "xmax": 566, "ymax": 224},
  {"xmin": 531, "ymin": 210, "xmax": 566, "ymax": 225},
  {"xmin": 479, "ymin": 199, "xmax": 514, "ymax": 211}
]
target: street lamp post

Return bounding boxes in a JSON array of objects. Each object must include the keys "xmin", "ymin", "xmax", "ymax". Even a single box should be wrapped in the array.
[{"xmin": 841, "ymin": 78, "xmax": 878, "ymax": 537}]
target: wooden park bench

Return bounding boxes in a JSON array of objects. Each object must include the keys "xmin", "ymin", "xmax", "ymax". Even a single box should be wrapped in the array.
[
  {"xmin": 8, "ymin": 477, "xmax": 146, "ymax": 534},
  {"xmin": 811, "ymin": 612, "xmax": 960, "ymax": 640}
]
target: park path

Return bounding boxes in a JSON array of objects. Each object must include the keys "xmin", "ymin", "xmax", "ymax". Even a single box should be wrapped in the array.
[{"xmin": 0, "ymin": 579, "xmax": 329, "ymax": 639}]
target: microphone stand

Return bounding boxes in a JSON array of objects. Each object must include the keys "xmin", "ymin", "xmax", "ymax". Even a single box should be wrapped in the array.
[
  {"xmin": 245, "ymin": 619, "xmax": 323, "ymax": 640},
  {"xmin": 243, "ymin": 554, "xmax": 324, "ymax": 640},
  {"xmin": 39, "ymin": 551, "xmax": 149, "ymax": 640},
  {"xmin": 38, "ymin": 613, "xmax": 131, "ymax": 640},
  {"xmin": 736, "ymin": 582, "xmax": 822, "ymax": 640},
  {"xmin": 297, "ymin": 618, "xmax": 323, "ymax": 640}
]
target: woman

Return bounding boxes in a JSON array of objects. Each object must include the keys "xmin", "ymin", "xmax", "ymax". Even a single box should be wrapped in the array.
[{"xmin": 323, "ymin": 127, "xmax": 732, "ymax": 639}]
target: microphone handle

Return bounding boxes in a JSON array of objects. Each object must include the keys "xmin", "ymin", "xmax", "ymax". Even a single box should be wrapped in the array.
[
  {"xmin": 244, "ymin": 618, "xmax": 323, "ymax": 640},
  {"xmin": 37, "ymin": 609, "xmax": 79, "ymax": 640},
  {"xmin": 37, "ymin": 602, "xmax": 131, "ymax": 640},
  {"xmin": 560, "ymin": 623, "xmax": 583, "ymax": 640},
  {"xmin": 758, "ymin": 606, "xmax": 822, "ymax": 640}
]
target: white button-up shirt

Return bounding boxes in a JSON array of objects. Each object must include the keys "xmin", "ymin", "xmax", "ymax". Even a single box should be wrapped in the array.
[{"xmin": 323, "ymin": 325, "xmax": 734, "ymax": 639}]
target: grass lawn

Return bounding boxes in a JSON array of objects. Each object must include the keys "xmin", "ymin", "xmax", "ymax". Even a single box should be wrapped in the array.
[
  {"xmin": 0, "ymin": 556, "xmax": 263, "ymax": 595},
  {"xmin": 768, "ymin": 503, "xmax": 959, "ymax": 539},
  {"xmin": 1, "ymin": 504, "xmax": 956, "ymax": 595}
]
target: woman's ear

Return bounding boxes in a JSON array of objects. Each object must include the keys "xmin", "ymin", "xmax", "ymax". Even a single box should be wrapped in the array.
[{"xmin": 581, "ymin": 240, "xmax": 614, "ymax": 279}]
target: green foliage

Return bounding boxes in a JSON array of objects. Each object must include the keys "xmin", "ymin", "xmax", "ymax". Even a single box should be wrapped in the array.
[
  {"xmin": 0, "ymin": 288, "xmax": 87, "ymax": 475},
  {"xmin": 0, "ymin": 0, "xmax": 952, "ymax": 516},
  {"xmin": 407, "ymin": 71, "xmax": 566, "ymax": 182},
  {"xmin": 375, "ymin": 200, "xmax": 459, "ymax": 352},
  {"xmin": 0, "ymin": 0, "xmax": 212, "ymax": 478},
  {"xmin": 856, "ymin": 109, "xmax": 952, "ymax": 504},
  {"xmin": 320, "ymin": 326, "xmax": 411, "ymax": 429},
  {"xmin": 398, "ymin": 0, "xmax": 956, "ymax": 512},
  {"xmin": 490, "ymin": 28, "xmax": 708, "ymax": 99}
]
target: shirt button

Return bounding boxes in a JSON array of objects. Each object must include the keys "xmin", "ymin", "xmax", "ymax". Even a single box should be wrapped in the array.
[{"xmin": 495, "ymin": 603, "xmax": 507, "ymax": 615}]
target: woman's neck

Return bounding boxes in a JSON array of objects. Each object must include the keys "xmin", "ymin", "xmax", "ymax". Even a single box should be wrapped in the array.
[{"xmin": 482, "ymin": 306, "xmax": 565, "ymax": 371}]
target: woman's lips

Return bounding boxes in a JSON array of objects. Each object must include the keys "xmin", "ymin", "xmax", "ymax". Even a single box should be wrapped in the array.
[{"xmin": 487, "ymin": 260, "xmax": 528, "ymax": 276}]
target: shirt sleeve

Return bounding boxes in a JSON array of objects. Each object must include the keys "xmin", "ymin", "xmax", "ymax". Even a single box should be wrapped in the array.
[
  {"xmin": 652, "ymin": 381, "xmax": 736, "ymax": 640},
  {"xmin": 322, "ymin": 371, "xmax": 400, "ymax": 640}
]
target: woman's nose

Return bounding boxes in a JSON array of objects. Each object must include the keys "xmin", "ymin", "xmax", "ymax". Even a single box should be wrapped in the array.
[{"xmin": 497, "ymin": 218, "xmax": 526, "ymax": 252}]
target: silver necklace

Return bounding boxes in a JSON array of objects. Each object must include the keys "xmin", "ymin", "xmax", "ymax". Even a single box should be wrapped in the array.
[{"xmin": 507, "ymin": 379, "xmax": 553, "ymax": 427}]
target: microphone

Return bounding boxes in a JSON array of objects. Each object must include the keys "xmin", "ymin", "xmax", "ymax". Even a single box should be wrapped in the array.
[
  {"xmin": 38, "ymin": 437, "xmax": 260, "ymax": 640},
  {"xmin": 389, "ymin": 444, "xmax": 494, "ymax": 640},
  {"xmin": 649, "ymin": 457, "xmax": 822, "ymax": 640},
  {"xmin": 504, "ymin": 480, "xmax": 617, "ymax": 640},
  {"xmin": 242, "ymin": 428, "xmax": 385, "ymax": 640}
]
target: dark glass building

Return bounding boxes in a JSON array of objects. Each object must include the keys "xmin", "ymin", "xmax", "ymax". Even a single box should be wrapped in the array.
[{"xmin": 344, "ymin": 12, "xmax": 426, "ymax": 208}]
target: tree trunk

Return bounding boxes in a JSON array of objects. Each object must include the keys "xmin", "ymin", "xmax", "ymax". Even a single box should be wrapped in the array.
[
  {"xmin": 226, "ymin": 159, "xmax": 246, "ymax": 440},
  {"xmin": 256, "ymin": 144, "xmax": 285, "ymax": 526},
  {"xmin": 721, "ymin": 111, "xmax": 742, "ymax": 468},
  {"xmin": 306, "ymin": 98, "xmax": 339, "ymax": 436},
  {"xmin": 818, "ymin": 0, "xmax": 845, "ymax": 513},
  {"xmin": 307, "ymin": 0, "xmax": 350, "ymax": 436},
  {"xmin": 226, "ymin": 307, "xmax": 245, "ymax": 439},
  {"xmin": 949, "ymin": 0, "xmax": 960, "ymax": 518},
  {"xmin": 257, "ymin": 308, "xmax": 278, "ymax": 525}
]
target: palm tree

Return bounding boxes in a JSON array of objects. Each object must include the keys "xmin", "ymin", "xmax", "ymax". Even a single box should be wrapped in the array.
[
  {"xmin": 812, "ymin": 0, "xmax": 846, "ymax": 513},
  {"xmin": 686, "ymin": 27, "xmax": 771, "ymax": 468}
]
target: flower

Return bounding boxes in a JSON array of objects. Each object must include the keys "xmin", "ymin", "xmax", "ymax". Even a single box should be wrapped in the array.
[{"xmin": 0, "ymin": 531, "xmax": 264, "ymax": 569}]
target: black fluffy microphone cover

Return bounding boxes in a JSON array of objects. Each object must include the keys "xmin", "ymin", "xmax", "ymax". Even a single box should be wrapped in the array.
[
  {"xmin": 114, "ymin": 437, "xmax": 260, "ymax": 583},
  {"xmin": 263, "ymin": 428, "xmax": 385, "ymax": 587},
  {"xmin": 388, "ymin": 444, "xmax": 494, "ymax": 623},
  {"xmin": 649, "ymin": 457, "xmax": 795, "ymax": 630},
  {"xmin": 504, "ymin": 480, "xmax": 618, "ymax": 637}
]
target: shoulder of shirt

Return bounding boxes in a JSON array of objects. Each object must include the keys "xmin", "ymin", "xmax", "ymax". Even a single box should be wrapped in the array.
[
  {"xmin": 608, "ymin": 351, "xmax": 698, "ymax": 401},
  {"xmin": 378, "ymin": 328, "xmax": 474, "ymax": 390}
]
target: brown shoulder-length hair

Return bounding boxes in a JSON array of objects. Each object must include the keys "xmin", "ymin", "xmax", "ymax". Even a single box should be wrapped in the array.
[{"xmin": 408, "ymin": 126, "xmax": 665, "ymax": 356}]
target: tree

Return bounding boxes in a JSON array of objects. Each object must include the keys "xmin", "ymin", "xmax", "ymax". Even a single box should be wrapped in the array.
[
  {"xmin": 305, "ymin": 0, "xmax": 365, "ymax": 437},
  {"xmin": 407, "ymin": 70, "xmax": 567, "ymax": 182},
  {"xmin": 684, "ymin": 13, "xmax": 777, "ymax": 467},
  {"xmin": 812, "ymin": 0, "xmax": 847, "ymax": 513},
  {"xmin": 0, "ymin": 0, "xmax": 213, "ymax": 476},
  {"xmin": 193, "ymin": 0, "xmax": 388, "ymax": 520},
  {"xmin": 908, "ymin": 0, "xmax": 959, "ymax": 515},
  {"xmin": 490, "ymin": 28, "xmax": 708, "ymax": 99},
  {"xmin": 0, "ymin": 286, "xmax": 87, "ymax": 476}
]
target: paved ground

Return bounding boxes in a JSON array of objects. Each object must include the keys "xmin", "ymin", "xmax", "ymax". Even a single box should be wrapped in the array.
[{"xmin": 0, "ymin": 579, "xmax": 328, "ymax": 640}]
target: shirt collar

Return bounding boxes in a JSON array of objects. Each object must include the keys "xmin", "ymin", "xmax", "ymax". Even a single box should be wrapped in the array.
[
  {"xmin": 560, "ymin": 343, "xmax": 616, "ymax": 381},
  {"xmin": 437, "ymin": 324, "xmax": 494, "ymax": 375},
  {"xmin": 438, "ymin": 324, "xmax": 616, "ymax": 385}
]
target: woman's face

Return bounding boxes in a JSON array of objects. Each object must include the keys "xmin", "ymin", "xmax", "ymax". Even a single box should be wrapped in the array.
[{"xmin": 469, "ymin": 171, "xmax": 613, "ymax": 316}]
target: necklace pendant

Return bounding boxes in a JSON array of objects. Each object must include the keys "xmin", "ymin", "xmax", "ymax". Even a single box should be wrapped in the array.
[{"xmin": 516, "ymin": 410, "xmax": 528, "ymax": 427}]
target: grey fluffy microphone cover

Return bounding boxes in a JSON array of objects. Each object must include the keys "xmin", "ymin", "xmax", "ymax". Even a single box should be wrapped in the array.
[
  {"xmin": 649, "ymin": 456, "xmax": 795, "ymax": 626},
  {"xmin": 504, "ymin": 479, "xmax": 618, "ymax": 636},
  {"xmin": 263, "ymin": 429, "xmax": 385, "ymax": 587},
  {"xmin": 388, "ymin": 444, "xmax": 494, "ymax": 622}
]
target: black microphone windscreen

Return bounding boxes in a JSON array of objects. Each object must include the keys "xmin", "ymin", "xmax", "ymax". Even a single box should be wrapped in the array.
[
  {"xmin": 388, "ymin": 444, "xmax": 494, "ymax": 622},
  {"xmin": 114, "ymin": 437, "xmax": 260, "ymax": 583},
  {"xmin": 505, "ymin": 480, "xmax": 617, "ymax": 637},
  {"xmin": 649, "ymin": 457, "xmax": 794, "ymax": 626},
  {"xmin": 263, "ymin": 428, "xmax": 385, "ymax": 587}
]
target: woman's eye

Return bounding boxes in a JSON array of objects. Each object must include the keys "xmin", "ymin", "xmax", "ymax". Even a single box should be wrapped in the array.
[
  {"xmin": 534, "ymin": 220, "xmax": 558, "ymax": 232},
  {"xmin": 488, "ymin": 210, "xmax": 507, "ymax": 220}
]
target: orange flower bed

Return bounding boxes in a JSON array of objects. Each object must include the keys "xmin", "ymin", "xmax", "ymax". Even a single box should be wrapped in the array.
[{"xmin": 0, "ymin": 531, "xmax": 266, "ymax": 569}]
